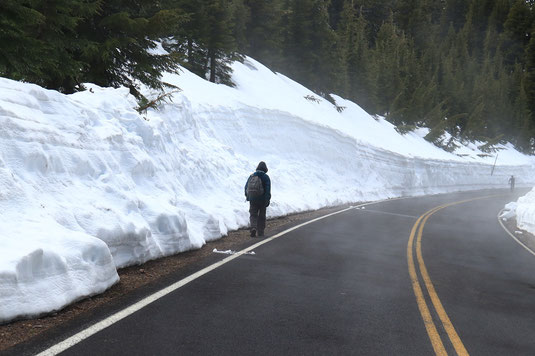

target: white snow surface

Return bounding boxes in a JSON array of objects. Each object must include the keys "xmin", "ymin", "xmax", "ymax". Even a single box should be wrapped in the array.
[
  {"xmin": 515, "ymin": 188, "xmax": 535, "ymax": 235},
  {"xmin": 500, "ymin": 202, "xmax": 518, "ymax": 221},
  {"xmin": 1, "ymin": 57, "xmax": 535, "ymax": 323}
]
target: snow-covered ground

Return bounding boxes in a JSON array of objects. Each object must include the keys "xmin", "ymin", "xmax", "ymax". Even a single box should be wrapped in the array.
[
  {"xmin": 502, "ymin": 188, "xmax": 535, "ymax": 235},
  {"xmin": 1, "ymin": 57, "xmax": 534, "ymax": 323},
  {"xmin": 516, "ymin": 189, "xmax": 535, "ymax": 234}
]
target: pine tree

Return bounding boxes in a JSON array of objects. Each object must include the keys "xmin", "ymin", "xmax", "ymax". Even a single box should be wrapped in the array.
[
  {"xmin": 202, "ymin": 0, "xmax": 245, "ymax": 85},
  {"xmin": 162, "ymin": 0, "xmax": 208, "ymax": 78},
  {"xmin": 243, "ymin": 0, "xmax": 284, "ymax": 68},
  {"xmin": 394, "ymin": 0, "xmax": 433, "ymax": 51},
  {"xmin": 0, "ymin": 1, "xmax": 45, "ymax": 81},
  {"xmin": 337, "ymin": 0, "xmax": 373, "ymax": 110},
  {"xmin": 76, "ymin": 0, "xmax": 184, "ymax": 96},
  {"xmin": 512, "ymin": 70, "xmax": 534, "ymax": 153},
  {"xmin": 370, "ymin": 13, "xmax": 414, "ymax": 121},
  {"xmin": 231, "ymin": 0, "xmax": 251, "ymax": 53},
  {"xmin": 503, "ymin": 0, "xmax": 534, "ymax": 67},
  {"xmin": 164, "ymin": 0, "xmax": 245, "ymax": 86},
  {"xmin": 0, "ymin": 0, "xmax": 100, "ymax": 92},
  {"xmin": 440, "ymin": 0, "xmax": 470, "ymax": 33},
  {"xmin": 525, "ymin": 35, "xmax": 535, "ymax": 133},
  {"xmin": 465, "ymin": 0, "xmax": 496, "ymax": 59},
  {"xmin": 283, "ymin": 0, "xmax": 342, "ymax": 95},
  {"xmin": 351, "ymin": 0, "xmax": 395, "ymax": 41}
]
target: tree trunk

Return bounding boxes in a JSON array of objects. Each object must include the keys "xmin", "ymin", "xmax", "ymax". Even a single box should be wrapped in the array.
[{"xmin": 209, "ymin": 48, "xmax": 216, "ymax": 83}]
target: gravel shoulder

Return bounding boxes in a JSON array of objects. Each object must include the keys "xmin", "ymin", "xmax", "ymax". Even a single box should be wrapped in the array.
[{"xmin": 0, "ymin": 204, "xmax": 352, "ymax": 353}]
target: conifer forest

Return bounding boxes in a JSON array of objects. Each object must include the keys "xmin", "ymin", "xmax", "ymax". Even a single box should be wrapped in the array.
[{"xmin": 1, "ymin": 0, "xmax": 534, "ymax": 153}]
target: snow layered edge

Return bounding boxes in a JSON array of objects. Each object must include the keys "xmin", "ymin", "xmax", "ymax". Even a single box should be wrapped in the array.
[{"xmin": 515, "ymin": 188, "xmax": 535, "ymax": 235}]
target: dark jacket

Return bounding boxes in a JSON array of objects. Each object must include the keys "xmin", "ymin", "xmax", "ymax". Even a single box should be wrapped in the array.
[{"xmin": 245, "ymin": 170, "xmax": 271, "ymax": 202}]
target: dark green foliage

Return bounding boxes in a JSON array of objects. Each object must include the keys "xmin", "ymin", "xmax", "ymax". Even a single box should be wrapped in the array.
[
  {"xmin": 478, "ymin": 135, "xmax": 505, "ymax": 153},
  {"xmin": 0, "ymin": 0, "xmax": 185, "ymax": 94},
  {"xmin": 0, "ymin": 0, "xmax": 100, "ymax": 92},
  {"xmin": 76, "ymin": 0, "xmax": 185, "ymax": 96},
  {"xmin": 244, "ymin": 0, "xmax": 284, "ymax": 68},
  {"xmin": 337, "ymin": 0, "xmax": 374, "ymax": 110},
  {"xmin": 282, "ymin": 0, "xmax": 343, "ymax": 94},
  {"xmin": 1, "ymin": 0, "xmax": 535, "ymax": 152},
  {"xmin": 440, "ymin": 0, "xmax": 470, "ymax": 32},
  {"xmin": 163, "ymin": 0, "xmax": 246, "ymax": 86},
  {"xmin": 203, "ymin": 0, "xmax": 245, "ymax": 85}
]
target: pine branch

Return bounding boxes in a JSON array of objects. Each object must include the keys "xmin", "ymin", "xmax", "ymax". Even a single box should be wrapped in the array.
[{"xmin": 135, "ymin": 89, "xmax": 181, "ymax": 115}]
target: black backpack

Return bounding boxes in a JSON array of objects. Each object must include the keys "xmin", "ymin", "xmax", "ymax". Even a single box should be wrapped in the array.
[{"xmin": 246, "ymin": 174, "xmax": 264, "ymax": 199}]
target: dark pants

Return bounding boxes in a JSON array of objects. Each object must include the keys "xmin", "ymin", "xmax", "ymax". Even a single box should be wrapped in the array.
[{"xmin": 249, "ymin": 200, "xmax": 266, "ymax": 235}]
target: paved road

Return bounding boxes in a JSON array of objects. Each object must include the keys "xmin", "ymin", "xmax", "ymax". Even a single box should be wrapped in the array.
[{"xmin": 24, "ymin": 190, "xmax": 535, "ymax": 355}]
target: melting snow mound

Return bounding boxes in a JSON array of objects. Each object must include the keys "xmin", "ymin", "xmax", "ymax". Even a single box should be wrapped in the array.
[{"xmin": 516, "ymin": 188, "xmax": 535, "ymax": 235}]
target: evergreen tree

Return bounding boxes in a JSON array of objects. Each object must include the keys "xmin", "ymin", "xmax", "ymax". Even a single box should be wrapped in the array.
[
  {"xmin": 0, "ymin": 0, "xmax": 100, "ymax": 92},
  {"xmin": 164, "ymin": 0, "xmax": 245, "ymax": 86},
  {"xmin": 203, "ymin": 0, "xmax": 247, "ymax": 85},
  {"xmin": 76, "ymin": 0, "xmax": 184, "ymax": 96},
  {"xmin": 371, "ymin": 13, "xmax": 414, "ymax": 120},
  {"xmin": 503, "ymin": 0, "xmax": 534, "ymax": 67},
  {"xmin": 243, "ymin": 0, "xmax": 284, "ymax": 68},
  {"xmin": 231, "ymin": 0, "xmax": 251, "ymax": 53},
  {"xmin": 1, "ymin": 0, "xmax": 534, "ymax": 151},
  {"xmin": 0, "ymin": 1, "xmax": 45, "ymax": 81},
  {"xmin": 515, "ymin": 81, "xmax": 535, "ymax": 153},
  {"xmin": 351, "ymin": 0, "xmax": 395, "ymax": 41},
  {"xmin": 525, "ymin": 34, "xmax": 535, "ymax": 127},
  {"xmin": 283, "ymin": 0, "xmax": 343, "ymax": 95},
  {"xmin": 337, "ymin": 0, "xmax": 373, "ymax": 110},
  {"xmin": 440, "ymin": 0, "xmax": 470, "ymax": 33},
  {"xmin": 162, "ymin": 0, "xmax": 208, "ymax": 78},
  {"xmin": 394, "ymin": 0, "xmax": 432, "ymax": 51}
]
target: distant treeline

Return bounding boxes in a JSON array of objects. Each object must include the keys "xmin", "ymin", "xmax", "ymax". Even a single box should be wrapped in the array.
[{"xmin": 1, "ymin": 0, "xmax": 534, "ymax": 153}]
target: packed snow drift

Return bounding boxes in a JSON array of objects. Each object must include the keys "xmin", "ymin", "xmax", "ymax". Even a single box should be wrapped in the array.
[
  {"xmin": 516, "ymin": 189, "xmax": 535, "ymax": 235},
  {"xmin": 1, "ymin": 57, "xmax": 534, "ymax": 323},
  {"xmin": 502, "ymin": 188, "xmax": 535, "ymax": 236}
]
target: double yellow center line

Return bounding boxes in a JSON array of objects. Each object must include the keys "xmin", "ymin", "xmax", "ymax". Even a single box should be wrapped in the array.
[{"xmin": 407, "ymin": 196, "xmax": 498, "ymax": 355}]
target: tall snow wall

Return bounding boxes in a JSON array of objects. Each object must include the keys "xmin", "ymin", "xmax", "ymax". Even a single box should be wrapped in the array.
[{"xmin": 0, "ymin": 57, "xmax": 534, "ymax": 322}]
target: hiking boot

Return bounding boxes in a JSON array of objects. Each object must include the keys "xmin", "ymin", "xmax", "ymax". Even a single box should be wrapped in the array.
[{"xmin": 250, "ymin": 228, "xmax": 256, "ymax": 237}]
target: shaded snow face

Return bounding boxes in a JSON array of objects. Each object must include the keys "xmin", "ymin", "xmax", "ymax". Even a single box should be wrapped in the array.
[
  {"xmin": 0, "ymin": 56, "xmax": 534, "ymax": 323},
  {"xmin": 515, "ymin": 188, "xmax": 535, "ymax": 234}
]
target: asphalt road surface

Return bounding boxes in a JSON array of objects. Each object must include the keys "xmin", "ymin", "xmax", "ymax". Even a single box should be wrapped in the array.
[{"xmin": 22, "ymin": 189, "xmax": 535, "ymax": 355}]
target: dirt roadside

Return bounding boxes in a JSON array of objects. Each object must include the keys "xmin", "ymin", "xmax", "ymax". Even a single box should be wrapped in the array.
[{"xmin": 0, "ymin": 204, "xmax": 353, "ymax": 353}]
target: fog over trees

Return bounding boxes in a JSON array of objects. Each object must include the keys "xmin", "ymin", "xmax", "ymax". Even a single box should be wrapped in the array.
[{"xmin": 1, "ymin": 0, "xmax": 534, "ymax": 152}]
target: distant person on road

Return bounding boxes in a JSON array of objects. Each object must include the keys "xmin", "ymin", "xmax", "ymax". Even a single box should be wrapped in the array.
[
  {"xmin": 245, "ymin": 161, "xmax": 271, "ymax": 238},
  {"xmin": 509, "ymin": 175, "xmax": 515, "ymax": 192}
]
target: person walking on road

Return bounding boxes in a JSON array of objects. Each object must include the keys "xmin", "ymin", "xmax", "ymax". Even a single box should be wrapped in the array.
[
  {"xmin": 509, "ymin": 175, "xmax": 515, "ymax": 192},
  {"xmin": 245, "ymin": 161, "xmax": 271, "ymax": 237}
]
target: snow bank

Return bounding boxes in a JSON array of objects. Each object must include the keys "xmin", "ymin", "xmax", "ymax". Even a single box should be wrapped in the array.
[
  {"xmin": 515, "ymin": 188, "xmax": 535, "ymax": 235},
  {"xmin": 500, "ymin": 202, "xmax": 518, "ymax": 221},
  {"xmin": 1, "ymin": 57, "xmax": 534, "ymax": 323}
]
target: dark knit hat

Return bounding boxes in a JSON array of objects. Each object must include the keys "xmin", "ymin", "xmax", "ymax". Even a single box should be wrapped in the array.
[{"xmin": 256, "ymin": 161, "xmax": 268, "ymax": 173}]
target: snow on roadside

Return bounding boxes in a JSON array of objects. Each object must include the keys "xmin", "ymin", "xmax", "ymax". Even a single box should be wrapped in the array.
[
  {"xmin": 515, "ymin": 188, "xmax": 535, "ymax": 235},
  {"xmin": 500, "ymin": 202, "xmax": 518, "ymax": 221},
  {"xmin": 1, "ymin": 57, "xmax": 534, "ymax": 323}
]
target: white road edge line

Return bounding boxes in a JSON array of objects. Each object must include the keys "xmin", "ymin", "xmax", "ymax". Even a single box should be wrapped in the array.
[
  {"xmin": 497, "ymin": 209, "xmax": 535, "ymax": 257},
  {"xmin": 36, "ymin": 197, "xmax": 403, "ymax": 356}
]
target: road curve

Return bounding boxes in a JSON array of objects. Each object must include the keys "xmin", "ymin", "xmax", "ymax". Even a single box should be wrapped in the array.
[{"xmin": 18, "ymin": 189, "xmax": 535, "ymax": 355}]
